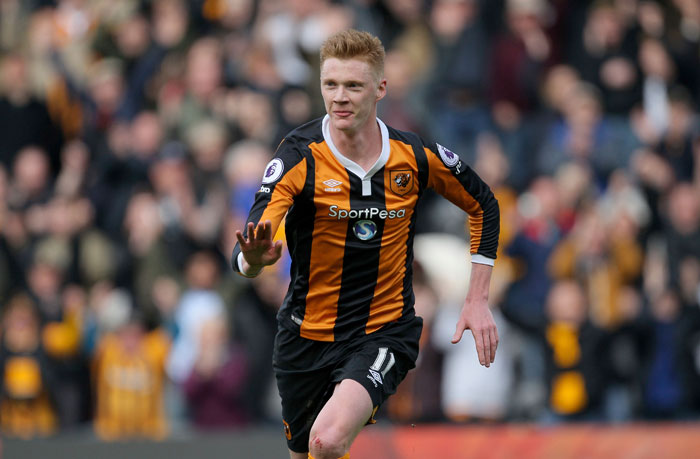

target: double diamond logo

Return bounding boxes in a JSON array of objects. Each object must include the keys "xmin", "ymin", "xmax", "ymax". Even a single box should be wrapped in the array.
[{"xmin": 323, "ymin": 179, "xmax": 342, "ymax": 192}]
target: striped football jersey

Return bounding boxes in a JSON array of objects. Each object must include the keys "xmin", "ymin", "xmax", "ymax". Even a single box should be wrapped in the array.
[{"xmin": 232, "ymin": 116, "xmax": 499, "ymax": 342}]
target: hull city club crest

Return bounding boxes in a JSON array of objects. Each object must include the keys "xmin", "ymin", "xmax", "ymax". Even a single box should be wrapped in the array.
[{"xmin": 389, "ymin": 170, "xmax": 413, "ymax": 196}]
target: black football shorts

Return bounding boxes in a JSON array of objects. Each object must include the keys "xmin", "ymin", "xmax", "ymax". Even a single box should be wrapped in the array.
[{"xmin": 272, "ymin": 316, "xmax": 422, "ymax": 453}]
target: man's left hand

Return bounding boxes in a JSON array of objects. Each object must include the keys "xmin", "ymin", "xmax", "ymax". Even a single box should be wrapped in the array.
[{"xmin": 451, "ymin": 298, "xmax": 499, "ymax": 367}]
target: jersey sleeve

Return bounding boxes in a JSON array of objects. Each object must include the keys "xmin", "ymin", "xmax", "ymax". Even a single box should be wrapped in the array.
[
  {"xmin": 231, "ymin": 137, "xmax": 308, "ymax": 275},
  {"xmin": 423, "ymin": 141, "xmax": 500, "ymax": 263}
]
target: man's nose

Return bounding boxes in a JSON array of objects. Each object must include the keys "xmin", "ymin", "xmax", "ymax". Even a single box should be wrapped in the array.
[{"xmin": 333, "ymin": 86, "xmax": 349, "ymax": 102}]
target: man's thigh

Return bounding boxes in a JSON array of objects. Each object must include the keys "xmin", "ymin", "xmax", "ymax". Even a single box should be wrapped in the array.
[
  {"xmin": 329, "ymin": 333, "xmax": 417, "ymax": 412},
  {"xmin": 276, "ymin": 364, "xmax": 336, "ymax": 454}
]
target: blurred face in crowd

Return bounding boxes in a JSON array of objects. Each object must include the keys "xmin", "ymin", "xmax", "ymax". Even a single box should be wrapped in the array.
[
  {"xmin": 186, "ymin": 38, "xmax": 222, "ymax": 100},
  {"xmin": 13, "ymin": 147, "xmax": 50, "ymax": 198},
  {"xmin": 384, "ymin": 0, "xmax": 423, "ymax": 24},
  {"xmin": 185, "ymin": 251, "xmax": 220, "ymax": 290},
  {"xmin": 89, "ymin": 61, "xmax": 125, "ymax": 114},
  {"xmin": 131, "ymin": 111, "xmax": 164, "ymax": 159},
  {"xmin": 2, "ymin": 296, "xmax": 40, "ymax": 353},
  {"xmin": 651, "ymin": 289, "xmax": 681, "ymax": 322},
  {"xmin": 320, "ymin": 57, "xmax": 386, "ymax": 134},
  {"xmin": 430, "ymin": 0, "xmax": 477, "ymax": 41},
  {"xmin": 114, "ymin": 13, "xmax": 150, "ymax": 58},
  {"xmin": 187, "ymin": 119, "xmax": 228, "ymax": 172},
  {"xmin": 124, "ymin": 192, "xmax": 163, "ymax": 254},
  {"xmin": 638, "ymin": 38, "xmax": 674, "ymax": 80},
  {"xmin": 542, "ymin": 65, "xmax": 579, "ymax": 113},
  {"xmin": 0, "ymin": 54, "xmax": 29, "ymax": 99},
  {"xmin": 587, "ymin": 4, "xmax": 624, "ymax": 47},
  {"xmin": 668, "ymin": 183, "xmax": 700, "ymax": 234},
  {"xmin": 546, "ymin": 280, "xmax": 588, "ymax": 325},
  {"xmin": 118, "ymin": 320, "xmax": 145, "ymax": 355}
]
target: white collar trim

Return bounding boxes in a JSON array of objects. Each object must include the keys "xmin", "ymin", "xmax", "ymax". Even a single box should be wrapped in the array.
[{"xmin": 322, "ymin": 115, "xmax": 389, "ymax": 196}]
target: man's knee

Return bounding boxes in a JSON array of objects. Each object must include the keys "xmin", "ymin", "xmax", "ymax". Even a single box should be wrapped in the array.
[{"xmin": 308, "ymin": 426, "xmax": 349, "ymax": 459}]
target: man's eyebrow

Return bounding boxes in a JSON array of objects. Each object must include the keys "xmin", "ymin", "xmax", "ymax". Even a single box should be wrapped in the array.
[{"xmin": 322, "ymin": 78, "xmax": 365, "ymax": 86}]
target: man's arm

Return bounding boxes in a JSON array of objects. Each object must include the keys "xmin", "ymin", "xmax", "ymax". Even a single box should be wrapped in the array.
[
  {"xmin": 451, "ymin": 262, "xmax": 498, "ymax": 367},
  {"xmin": 420, "ymin": 141, "xmax": 500, "ymax": 366},
  {"xmin": 231, "ymin": 137, "xmax": 308, "ymax": 278}
]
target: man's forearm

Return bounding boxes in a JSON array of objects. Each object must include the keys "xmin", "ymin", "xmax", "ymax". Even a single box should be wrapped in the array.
[{"xmin": 466, "ymin": 261, "xmax": 493, "ymax": 303}]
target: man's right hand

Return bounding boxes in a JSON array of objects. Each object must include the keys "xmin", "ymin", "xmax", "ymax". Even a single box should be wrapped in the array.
[{"xmin": 235, "ymin": 220, "xmax": 284, "ymax": 277}]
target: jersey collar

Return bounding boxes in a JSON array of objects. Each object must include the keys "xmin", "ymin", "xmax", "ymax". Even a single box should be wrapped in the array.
[{"xmin": 322, "ymin": 114, "xmax": 390, "ymax": 196}]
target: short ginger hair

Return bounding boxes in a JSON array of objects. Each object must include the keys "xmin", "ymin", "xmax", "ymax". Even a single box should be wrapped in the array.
[{"xmin": 319, "ymin": 29, "xmax": 385, "ymax": 82}]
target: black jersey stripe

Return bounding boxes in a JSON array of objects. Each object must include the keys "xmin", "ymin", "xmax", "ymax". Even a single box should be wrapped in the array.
[
  {"xmin": 282, "ymin": 151, "xmax": 316, "ymax": 327},
  {"xmin": 334, "ymin": 171, "xmax": 386, "ymax": 341},
  {"xmin": 400, "ymin": 207, "xmax": 417, "ymax": 319}
]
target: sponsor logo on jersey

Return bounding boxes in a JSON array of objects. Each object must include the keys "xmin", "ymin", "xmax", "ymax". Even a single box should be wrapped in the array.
[
  {"xmin": 328, "ymin": 205, "xmax": 406, "ymax": 220},
  {"xmin": 436, "ymin": 143, "xmax": 459, "ymax": 167},
  {"xmin": 389, "ymin": 170, "xmax": 413, "ymax": 196},
  {"xmin": 259, "ymin": 185, "xmax": 271, "ymax": 193},
  {"xmin": 353, "ymin": 220, "xmax": 377, "ymax": 240},
  {"xmin": 322, "ymin": 179, "xmax": 342, "ymax": 192},
  {"xmin": 261, "ymin": 158, "xmax": 284, "ymax": 184}
]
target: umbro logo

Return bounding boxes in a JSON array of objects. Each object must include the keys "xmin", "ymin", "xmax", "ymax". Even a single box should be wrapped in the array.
[
  {"xmin": 323, "ymin": 179, "xmax": 342, "ymax": 192},
  {"xmin": 366, "ymin": 369, "xmax": 383, "ymax": 388}
]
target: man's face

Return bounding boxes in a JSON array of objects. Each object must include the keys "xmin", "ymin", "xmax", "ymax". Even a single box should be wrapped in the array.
[{"xmin": 320, "ymin": 58, "xmax": 386, "ymax": 133}]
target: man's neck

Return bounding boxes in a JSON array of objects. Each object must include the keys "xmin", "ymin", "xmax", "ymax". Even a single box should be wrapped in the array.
[{"xmin": 329, "ymin": 119, "xmax": 382, "ymax": 173}]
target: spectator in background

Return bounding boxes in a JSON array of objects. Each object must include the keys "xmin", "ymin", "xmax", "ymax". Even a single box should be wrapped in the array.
[
  {"xmin": 640, "ymin": 288, "xmax": 691, "ymax": 419},
  {"xmin": 166, "ymin": 250, "xmax": 226, "ymax": 386},
  {"xmin": 678, "ymin": 256, "xmax": 700, "ymax": 413},
  {"xmin": 549, "ymin": 199, "xmax": 644, "ymax": 329},
  {"xmin": 658, "ymin": 88, "xmax": 698, "ymax": 183},
  {"xmin": 0, "ymin": 165, "xmax": 25, "ymax": 303},
  {"xmin": 569, "ymin": 0, "xmax": 641, "ymax": 115},
  {"xmin": 604, "ymin": 286, "xmax": 646, "ymax": 422},
  {"xmin": 0, "ymin": 293, "xmax": 57, "ymax": 438},
  {"xmin": 377, "ymin": 48, "xmax": 423, "ymax": 135},
  {"xmin": 8, "ymin": 146, "xmax": 53, "ymax": 214},
  {"xmin": 637, "ymin": 37, "xmax": 676, "ymax": 143},
  {"xmin": 489, "ymin": 0, "xmax": 554, "ymax": 130},
  {"xmin": 183, "ymin": 318, "xmax": 249, "ymax": 429},
  {"xmin": 27, "ymin": 240, "xmax": 90, "ymax": 429},
  {"xmin": 0, "ymin": 54, "xmax": 62, "ymax": 174},
  {"xmin": 537, "ymin": 81, "xmax": 641, "ymax": 188},
  {"xmin": 503, "ymin": 280, "xmax": 609, "ymax": 423},
  {"xmin": 93, "ymin": 307, "xmax": 170, "ymax": 440},
  {"xmin": 222, "ymin": 140, "xmax": 273, "ymax": 242},
  {"xmin": 662, "ymin": 183, "xmax": 700, "ymax": 285},
  {"xmin": 182, "ymin": 118, "xmax": 229, "ymax": 247},
  {"xmin": 422, "ymin": 0, "xmax": 489, "ymax": 162},
  {"xmin": 121, "ymin": 189, "xmax": 179, "ymax": 323}
]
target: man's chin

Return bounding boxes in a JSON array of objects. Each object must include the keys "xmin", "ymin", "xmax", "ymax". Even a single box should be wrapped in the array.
[{"xmin": 330, "ymin": 118, "xmax": 355, "ymax": 131}]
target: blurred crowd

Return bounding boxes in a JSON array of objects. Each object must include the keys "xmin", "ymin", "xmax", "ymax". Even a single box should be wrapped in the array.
[{"xmin": 0, "ymin": 0, "xmax": 698, "ymax": 440}]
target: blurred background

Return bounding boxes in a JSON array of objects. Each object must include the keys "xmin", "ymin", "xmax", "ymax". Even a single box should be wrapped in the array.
[{"xmin": 0, "ymin": 0, "xmax": 699, "ymax": 457}]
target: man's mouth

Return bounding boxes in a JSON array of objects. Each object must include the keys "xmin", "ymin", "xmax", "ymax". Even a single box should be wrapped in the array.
[{"xmin": 334, "ymin": 110, "xmax": 352, "ymax": 117}]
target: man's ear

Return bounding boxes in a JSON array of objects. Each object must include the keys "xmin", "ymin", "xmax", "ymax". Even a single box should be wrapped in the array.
[{"xmin": 376, "ymin": 78, "xmax": 387, "ymax": 101}]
